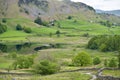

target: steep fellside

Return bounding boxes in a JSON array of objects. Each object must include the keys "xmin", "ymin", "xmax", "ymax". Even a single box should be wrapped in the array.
[
  {"xmin": 0, "ymin": 0, "xmax": 30, "ymax": 18},
  {"xmin": 18, "ymin": 0, "xmax": 96, "ymax": 20},
  {"xmin": 0, "ymin": 0, "xmax": 95, "ymax": 19},
  {"xmin": 0, "ymin": 0, "xmax": 120, "ymax": 24}
]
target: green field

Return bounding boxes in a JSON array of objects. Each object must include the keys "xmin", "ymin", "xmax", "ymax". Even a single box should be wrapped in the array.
[
  {"xmin": 0, "ymin": 18, "xmax": 120, "ymax": 80},
  {"xmin": 0, "ymin": 18, "xmax": 120, "ymax": 41},
  {"xmin": 102, "ymin": 70, "xmax": 120, "ymax": 77}
]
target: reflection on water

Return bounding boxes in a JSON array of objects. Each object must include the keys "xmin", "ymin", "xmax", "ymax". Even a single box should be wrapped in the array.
[
  {"xmin": 0, "ymin": 43, "xmax": 7, "ymax": 52},
  {"xmin": 0, "ymin": 42, "xmax": 67, "ymax": 53},
  {"xmin": 0, "ymin": 42, "xmax": 31, "ymax": 53}
]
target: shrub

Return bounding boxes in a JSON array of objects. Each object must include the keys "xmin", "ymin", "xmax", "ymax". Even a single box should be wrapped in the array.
[
  {"xmin": 2, "ymin": 18, "xmax": 7, "ymax": 23},
  {"xmin": 72, "ymin": 52, "xmax": 92, "ymax": 66},
  {"xmin": 67, "ymin": 16, "xmax": 72, "ymax": 19},
  {"xmin": 56, "ymin": 30, "xmax": 60, "ymax": 37},
  {"xmin": 0, "ymin": 43, "xmax": 7, "ymax": 52},
  {"xmin": 12, "ymin": 56, "xmax": 34, "ymax": 69},
  {"xmin": 34, "ymin": 60, "xmax": 60, "ymax": 75},
  {"xmin": 16, "ymin": 44, "xmax": 22, "ymax": 51},
  {"xmin": 99, "ymin": 44, "xmax": 107, "ymax": 52},
  {"xmin": 24, "ymin": 27, "xmax": 32, "ymax": 33},
  {"xmin": 83, "ymin": 33, "xmax": 89, "ymax": 37},
  {"xmin": 16, "ymin": 24, "xmax": 22, "ymax": 30},
  {"xmin": 0, "ymin": 23, "xmax": 7, "ymax": 34},
  {"xmin": 87, "ymin": 36, "xmax": 98, "ymax": 49},
  {"xmin": 8, "ymin": 52, "xmax": 17, "ymax": 59},
  {"xmin": 34, "ymin": 17, "xmax": 49, "ymax": 27},
  {"xmin": 108, "ymin": 58, "xmax": 117, "ymax": 67},
  {"xmin": 34, "ymin": 17, "xmax": 43, "ymax": 25},
  {"xmin": 93, "ymin": 57, "xmax": 101, "ymax": 65}
]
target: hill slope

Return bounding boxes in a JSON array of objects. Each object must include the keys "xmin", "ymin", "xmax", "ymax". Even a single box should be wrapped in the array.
[
  {"xmin": 0, "ymin": 0, "xmax": 120, "ymax": 24},
  {"xmin": 0, "ymin": 0, "xmax": 95, "ymax": 19}
]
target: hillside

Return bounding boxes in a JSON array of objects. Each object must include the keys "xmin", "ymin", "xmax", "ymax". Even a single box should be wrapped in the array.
[
  {"xmin": 0, "ymin": 0, "xmax": 120, "ymax": 24},
  {"xmin": 0, "ymin": 0, "xmax": 95, "ymax": 19}
]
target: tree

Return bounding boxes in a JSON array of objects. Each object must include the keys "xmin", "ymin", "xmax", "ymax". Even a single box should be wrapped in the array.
[
  {"xmin": 106, "ymin": 20, "xmax": 112, "ymax": 28},
  {"xmin": 99, "ymin": 44, "xmax": 107, "ymax": 52},
  {"xmin": 56, "ymin": 30, "xmax": 60, "ymax": 37},
  {"xmin": 0, "ymin": 23, "xmax": 7, "ymax": 34},
  {"xmin": 72, "ymin": 52, "xmax": 92, "ymax": 66},
  {"xmin": 93, "ymin": 57, "xmax": 101, "ymax": 65},
  {"xmin": 24, "ymin": 27, "xmax": 32, "ymax": 33},
  {"xmin": 16, "ymin": 24, "xmax": 22, "ymax": 30},
  {"xmin": 67, "ymin": 16, "xmax": 72, "ymax": 19},
  {"xmin": 2, "ymin": 18, "xmax": 7, "ymax": 23},
  {"xmin": 34, "ymin": 17, "xmax": 43, "ymax": 25},
  {"xmin": 108, "ymin": 58, "xmax": 117, "ymax": 67},
  {"xmin": 16, "ymin": 44, "xmax": 22, "ymax": 51},
  {"xmin": 34, "ymin": 60, "xmax": 60, "ymax": 75},
  {"xmin": 87, "ymin": 36, "xmax": 98, "ymax": 50},
  {"xmin": 87, "ymin": 35, "xmax": 120, "ymax": 52},
  {"xmin": 0, "ymin": 43, "xmax": 7, "ymax": 52}
]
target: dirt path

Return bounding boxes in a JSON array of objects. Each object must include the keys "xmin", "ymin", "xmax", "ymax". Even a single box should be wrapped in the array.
[{"xmin": 85, "ymin": 72, "xmax": 97, "ymax": 80}]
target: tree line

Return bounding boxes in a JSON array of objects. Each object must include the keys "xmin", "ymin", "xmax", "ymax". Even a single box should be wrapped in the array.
[{"xmin": 87, "ymin": 35, "xmax": 120, "ymax": 52}]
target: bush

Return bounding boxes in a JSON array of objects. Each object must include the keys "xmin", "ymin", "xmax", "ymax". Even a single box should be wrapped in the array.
[
  {"xmin": 34, "ymin": 17, "xmax": 43, "ymax": 25},
  {"xmin": 67, "ymin": 16, "xmax": 72, "ymax": 19},
  {"xmin": 0, "ymin": 23, "xmax": 7, "ymax": 34},
  {"xmin": 83, "ymin": 33, "xmax": 89, "ymax": 37},
  {"xmin": 13, "ymin": 56, "xmax": 34, "ymax": 69},
  {"xmin": 56, "ymin": 30, "xmax": 60, "ymax": 37},
  {"xmin": 72, "ymin": 52, "xmax": 92, "ymax": 66},
  {"xmin": 8, "ymin": 52, "xmax": 17, "ymax": 59},
  {"xmin": 16, "ymin": 24, "xmax": 22, "ymax": 30},
  {"xmin": 99, "ymin": 44, "xmax": 107, "ymax": 52},
  {"xmin": 2, "ymin": 18, "xmax": 7, "ymax": 23},
  {"xmin": 93, "ymin": 57, "xmax": 101, "ymax": 65},
  {"xmin": 34, "ymin": 17, "xmax": 49, "ymax": 27},
  {"xmin": 108, "ymin": 58, "xmax": 117, "ymax": 67},
  {"xmin": 0, "ymin": 43, "xmax": 7, "ymax": 52},
  {"xmin": 24, "ymin": 27, "xmax": 32, "ymax": 33},
  {"xmin": 25, "ymin": 9, "xmax": 29, "ymax": 15},
  {"xmin": 34, "ymin": 60, "xmax": 60, "ymax": 75}
]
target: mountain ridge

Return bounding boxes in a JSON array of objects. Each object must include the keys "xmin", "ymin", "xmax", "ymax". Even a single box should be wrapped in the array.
[
  {"xmin": 0, "ymin": 0, "xmax": 120, "ymax": 24},
  {"xmin": 96, "ymin": 9, "xmax": 120, "ymax": 16},
  {"xmin": 0, "ymin": 0, "xmax": 95, "ymax": 19}
]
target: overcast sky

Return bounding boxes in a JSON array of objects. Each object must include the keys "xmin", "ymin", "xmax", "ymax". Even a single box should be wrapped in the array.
[{"xmin": 71, "ymin": 0, "xmax": 120, "ymax": 11}]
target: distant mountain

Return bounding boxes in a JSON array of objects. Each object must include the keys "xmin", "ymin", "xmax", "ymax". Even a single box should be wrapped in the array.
[{"xmin": 96, "ymin": 9, "xmax": 120, "ymax": 16}]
